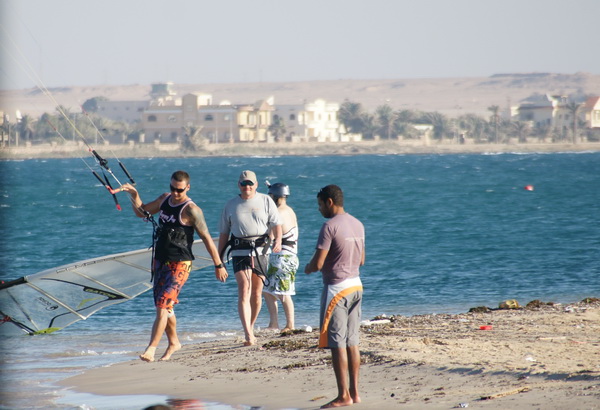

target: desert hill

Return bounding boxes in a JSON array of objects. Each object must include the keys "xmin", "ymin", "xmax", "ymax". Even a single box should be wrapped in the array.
[{"xmin": 2, "ymin": 72, "xmax": 599, "ymax": 119}]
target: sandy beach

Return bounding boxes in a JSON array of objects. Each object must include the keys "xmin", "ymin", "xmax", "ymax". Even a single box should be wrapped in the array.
[
  {"xmin": 59, "ymin": 298, "xmax": 600, "ymax": 409},
  {"xmin": 2, "ymin": 140, "xmax": 600, "ymax": 161}
]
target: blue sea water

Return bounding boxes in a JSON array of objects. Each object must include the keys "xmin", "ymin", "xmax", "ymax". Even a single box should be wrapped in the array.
[{"xmin": 0, "ymin": 152, "xmax": 599, "ymax": 409}]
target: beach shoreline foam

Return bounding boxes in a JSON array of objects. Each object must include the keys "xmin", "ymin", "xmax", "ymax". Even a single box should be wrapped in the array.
[{"xmin": 58, "ymin": 299, "xmax": 600, "ymax": 409}]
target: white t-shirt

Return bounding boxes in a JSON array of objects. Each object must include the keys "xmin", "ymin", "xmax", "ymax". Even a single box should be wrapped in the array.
[{"xmin": 219, "ymin": 193, "xmax": 281, "ymax": 256}]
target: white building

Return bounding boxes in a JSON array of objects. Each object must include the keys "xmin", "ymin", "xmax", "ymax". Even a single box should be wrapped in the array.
[
  {"xmin": 584, "ymin": 96, "xmax": 600, "ymax": 129},
  {"xmin": 95, "ymin": 83, "xmax": 177, "ymax": 124},
  {"xmin": 272, "ymin": 99, "xmax": 345, "ymax": 142},
  {"xmin": 517, "ymin": 94, "xmax": 566, "ymax": 127},
  {"xmin": 96, "ymin": 100, "xmax": 148, "ymax": 123}
]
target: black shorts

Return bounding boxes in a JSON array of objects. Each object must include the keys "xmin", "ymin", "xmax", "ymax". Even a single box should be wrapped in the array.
[{"xmin": 232, "ymin": 255, "xmax": 268, "ymax": 276}]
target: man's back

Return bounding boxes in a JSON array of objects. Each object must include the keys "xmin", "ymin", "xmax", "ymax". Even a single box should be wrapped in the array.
[{"xmin": 318, "ymin": 213, "xmax": 365, "ymax": 285}]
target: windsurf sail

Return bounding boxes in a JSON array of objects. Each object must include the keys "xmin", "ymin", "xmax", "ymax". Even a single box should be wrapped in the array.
[{"xmin": 0, "ymin": 239, "xmax": 217, "ymax": 336}]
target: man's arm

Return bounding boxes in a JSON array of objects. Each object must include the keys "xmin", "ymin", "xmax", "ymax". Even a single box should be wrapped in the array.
[
  {"xmin": 272, "ymin": 224, "xmax": 282, "ymax": 253},
  {"xmin": 120, "ymin": 183, "xmax": 163, "ymax": 218},
  {"xmin": 218, "ymin": 232, "xmax": 229, "ymax": 260},
  {"xmin": 186, "ymin": 204, "xmax": 228, "ymax": 282},
  {"xmin": 304, "ymin": 248, "xmax": 329, "ymax": 274}
]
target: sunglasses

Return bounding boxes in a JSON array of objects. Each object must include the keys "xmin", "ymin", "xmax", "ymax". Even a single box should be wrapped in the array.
[
  {"xmin": 170, "ymin": 184, "xmax": 188, "ymax": 193},
  {"xmin": 240, "ymin": 180, "xmax": 255, "ymax": 187}
]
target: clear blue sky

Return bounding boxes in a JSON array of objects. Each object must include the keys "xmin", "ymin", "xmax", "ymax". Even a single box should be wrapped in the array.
[{"xmin": 1, "ymin": 0, "xmax": 599, "ymax": 90}]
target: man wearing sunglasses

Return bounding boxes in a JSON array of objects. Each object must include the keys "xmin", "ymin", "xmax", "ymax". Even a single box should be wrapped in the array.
[
  {"xmin": 120, "ymin": 170, "xmax": 228, "ymax": 362},
  {"xmin": 218, "ymin": 170, "xmax": 282, "ymax": 346}
]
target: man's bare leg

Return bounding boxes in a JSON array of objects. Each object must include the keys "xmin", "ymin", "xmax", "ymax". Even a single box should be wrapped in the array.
[
  {"xmin": 321, "ymin": 347, "xmax": 353, "ymax": 408},
  {"xmin": 347, "ymin": 345, "xmax": 361, "ymax": 404},
  {"xmin": 281, "ymin": 295, "xmax": 295, "ymax": 332},
  {"xmin": 140, "ymin": 307, "xmax": 169, "ymax": 362},
  {"xmin": 159, "ymin": 312, "xmax": 182, "ymax": 361},
  {"xmin": 236, "ymin": 270, "xmax": 256, "ymax": 345},
  {"xmin": 263, "ymin": 292, "xmax": 279, "ymax": 330},
  {"xmin": 249, "ymin": 274, "xmax": 264, "ymax": 330}
]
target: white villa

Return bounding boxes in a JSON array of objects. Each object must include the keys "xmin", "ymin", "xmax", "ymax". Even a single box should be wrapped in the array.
[
  {"xmin": 517, "ymin": 94, "xmax": 600, "ymax": 131},
  {"xmin": 272, "ymin": 99, "xmax": 354, "ymax": 143}
]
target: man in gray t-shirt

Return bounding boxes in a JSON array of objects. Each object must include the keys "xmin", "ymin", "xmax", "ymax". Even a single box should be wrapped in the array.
[
  {"xmin": 218, "ymin": 170, "xmax": 281, "ymax": 346},
  {"xmin": 305, "ymin": 184, "xmax": 365, "ymax": 408}
]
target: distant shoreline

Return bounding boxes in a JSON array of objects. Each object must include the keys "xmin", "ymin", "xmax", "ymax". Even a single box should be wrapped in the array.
[{"xmin": 2, "ymin": 140, "xmax": 600, "ymax": 160}]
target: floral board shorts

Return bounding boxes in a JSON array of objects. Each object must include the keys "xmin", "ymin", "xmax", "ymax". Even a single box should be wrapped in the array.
[
  {"xmin": 263, "ymin": 253, "xmax": 299, "ymax": 296},
  {"xmin": 152, "ymin": 260, "xmax": 192, "ymax": 310}
]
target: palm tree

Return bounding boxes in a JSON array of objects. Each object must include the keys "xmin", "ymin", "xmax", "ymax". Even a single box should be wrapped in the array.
[
  {"xmin": 457, "ymin": 114, "xmax": 487, "ymax": 143},
  {"xmin": 181, "ymin": 125, "xmax": 204, "ymax": 151},
  {"xmin": 82, "ymin": 96, "xmax": 109, "ymax": 113},
  {"xmin": 375, "ymin": 104, "xmax": 396, "ymax": 139},
  {"xmin": 16, "ymin": 114, "xmax": 35, "ymax": 143},
  {"xmin": 395, "ymin": 109, "xmax": 419, "ymax": 124},
  {"xmin": 565, "ymin": 102, "xmax": 583, "ymax": 143},
  {"xmin": 423, "ymin": 112, "xmax": 451, "ymax": 140},
  {"xmin": 359, "ymin": 112, "xmax": 377, "ymax": 140},
  {"xmin": 338, "ymin": 100, "xmax": 365, "ymax": 135},
  {"xmin": 488, "ymin": 105, "xmax": 500, "ymax": 143},
  {"xmin": 511, "ymin": 121, "xmax": 530, "ymax": 143},
  {"xmin": 0, "ymin": 114, "xmax": 9, "ymax": 146},
  {"xmin": 268, "ymin": 115, "xmax": 287, "ymax": 142},
  {"xmin": 393, "ymin": 120, "xmax": 419, "ymax": 140},
  {"xmin": 391, "ymin": 109, "xmax": 420, "ymax": 140},
  {"xmin": 35, "ymin": 113, "xmax": 54, "ymax": 141},
  {"xmin": 533, "ymin": 122, "xmax": 555, "ymax": 143}
]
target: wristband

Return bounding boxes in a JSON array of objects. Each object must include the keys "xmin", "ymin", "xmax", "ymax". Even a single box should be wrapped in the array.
[{"xmin": 215, "ymin": 263, "xmax": 224, "ymax": 269}]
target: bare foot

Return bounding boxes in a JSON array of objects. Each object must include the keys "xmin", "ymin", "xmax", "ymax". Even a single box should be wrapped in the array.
[
  {"xmin": 139, "ymin": 346, "xmax": 156, "ymax": 362},
  {"xmin": 350, "ymin": 392, "xmax": 361, "ymax": 404},
  {"xmin": 320, "ymin": 396, "xmax": 353, "ymax": 408},
  {"xmin": 243, "ymin": 338, "xmax": 256, "ymax": 346},
  {"xmin": 159, "ymin": 343, "xmax": 182, "ymax": 361}
]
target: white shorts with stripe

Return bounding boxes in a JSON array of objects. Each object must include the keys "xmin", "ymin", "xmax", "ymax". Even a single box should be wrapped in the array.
[{"xmin": 319, "ymin": 276, "xmax": 363, "ymax": 348}]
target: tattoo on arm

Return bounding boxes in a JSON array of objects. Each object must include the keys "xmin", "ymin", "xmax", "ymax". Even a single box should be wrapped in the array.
[{"xmin": 188, "ymin": 205, "xmax": 210, "ymax": 237}]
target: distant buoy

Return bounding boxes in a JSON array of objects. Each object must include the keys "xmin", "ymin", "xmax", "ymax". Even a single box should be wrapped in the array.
[{"xmin": 524, "ymin": 185, "xmax": 534, "ymax": 191}]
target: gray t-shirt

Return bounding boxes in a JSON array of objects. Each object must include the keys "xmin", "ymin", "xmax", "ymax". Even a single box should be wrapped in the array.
[
  {"xmin": 219, "ymin": 193, "xmax": 281, "ymax": 256},
  {"xmin": 317, "ymin": 212, "xmax": 365, "ymax": 285}
]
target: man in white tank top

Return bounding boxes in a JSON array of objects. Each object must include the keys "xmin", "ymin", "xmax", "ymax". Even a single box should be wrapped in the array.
[{"xmin": 263, "ymin": 182, "xmax": 299, "ymax": 332}]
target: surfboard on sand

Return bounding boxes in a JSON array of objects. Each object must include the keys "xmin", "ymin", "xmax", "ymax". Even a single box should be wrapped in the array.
[{"xmin": 0, "ymin": 239, "xmax": 216, "ymax": 336}]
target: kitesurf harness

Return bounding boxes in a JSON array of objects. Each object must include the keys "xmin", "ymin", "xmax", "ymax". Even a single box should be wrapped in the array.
[
  {"xmin": 280, "ymin": 237, "xmax": 297, "ymax": 249},
  {"xmin": 220, "ymin": 234, "xmax": 272, "ymax": 282},
  {"xmin": 154, "ymin": 226, "xmax": 194, "ymax": 259}
]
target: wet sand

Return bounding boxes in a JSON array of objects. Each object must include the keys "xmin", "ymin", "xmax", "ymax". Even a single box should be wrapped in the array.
[{"xmin": 59, "ymin": 299, "xmax": 600, "ymax": 409}]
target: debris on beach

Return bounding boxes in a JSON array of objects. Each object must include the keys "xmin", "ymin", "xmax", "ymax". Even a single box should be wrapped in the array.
[
  {"xmin": 499, "ymin": 299, "xmax": 520, "ymax": 309},
  {"xmin": 525, "ymin": 299, "xmax": 555, "ymax": 309},
  {"xmin": 468, "ymin": 306, "xmax": 491, "ymax": 313},
  {"xmin": 361, "ymin": 319, "xmax": 392, "ymax": 326},
  {"xmin": 480, "ymin": 386, "xmax": 531, "ymax": 400}
]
